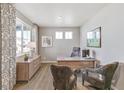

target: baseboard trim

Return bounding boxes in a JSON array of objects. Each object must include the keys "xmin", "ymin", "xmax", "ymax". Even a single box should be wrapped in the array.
[{"xmin": 41, "ymin": 61, "xmax": 57, "ymax": 63}]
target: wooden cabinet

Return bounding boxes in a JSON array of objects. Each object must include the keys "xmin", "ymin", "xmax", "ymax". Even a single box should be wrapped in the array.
[{"xmin": 16, "ymin": 55, "xmax": 41, "ymax": 81}]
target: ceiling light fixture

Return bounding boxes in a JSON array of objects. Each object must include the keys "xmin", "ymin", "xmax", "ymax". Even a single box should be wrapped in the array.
[
  {"xmin": 57, "ymin": 16, "xmax": 63, "ymax": 23},
  {"xmin": 57, "ymin": 16, "xmax": 63, "ymax": 20}
]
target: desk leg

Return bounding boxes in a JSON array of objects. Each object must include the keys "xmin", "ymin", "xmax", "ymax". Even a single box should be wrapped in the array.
[
  {"xmin": 93, "ymin": 61, "xmax": 95, "ymax": 68},
  {"xmin": 82, "ymin": 73, "xmax": 84, "ymax": 85}
]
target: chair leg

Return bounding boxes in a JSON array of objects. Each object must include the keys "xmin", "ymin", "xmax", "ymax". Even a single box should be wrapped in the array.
[
  {"xmin": 74, "ymin": 83, "xmax": 77, "ymax": 88},
  {"xmin": 107, "ymin": 87, "xmax": 111, "ymax": 90}
]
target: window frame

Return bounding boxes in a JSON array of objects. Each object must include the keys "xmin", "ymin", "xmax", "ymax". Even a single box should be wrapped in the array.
[
  {"xmin": 16, "ymin": 18, "xmax": 32, "ymax": 57},
  {"xmin": 65, "ymin": 31, "xmax": 73, "ymax": 39},
  {"xmin": 55, "ymin": 31, "xmax": 63, "ymax": 39}
]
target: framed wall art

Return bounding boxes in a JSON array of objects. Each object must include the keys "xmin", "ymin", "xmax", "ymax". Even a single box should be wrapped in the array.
[
  {"xmin": 42, "ymin": 36, "xmax": 52, "ymax": 47},
  {"xmin": 87, "ymin": 27, "xmax": 101, "ymax": 48}
]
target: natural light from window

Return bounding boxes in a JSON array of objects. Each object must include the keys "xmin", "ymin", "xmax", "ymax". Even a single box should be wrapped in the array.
[
  {"xmin": 16, "ymin": 18, "xmax": 31, "ymax": 56},
  {"xmin": 65, "ymin": 32, "xmax": 73, "ymax": 39},
  {"xmin": 55, "ymin": 32, "xmax": 63, "ymax": 39}
]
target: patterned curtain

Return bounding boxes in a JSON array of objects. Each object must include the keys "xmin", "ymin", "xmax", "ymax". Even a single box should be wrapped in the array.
[{"xmin": 0, "ymin": 3, "xmax": 16, "ymax": 90}]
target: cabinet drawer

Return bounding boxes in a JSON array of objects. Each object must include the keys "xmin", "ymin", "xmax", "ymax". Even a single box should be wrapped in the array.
[
  {"xmin": 16, "ymin": 63, "xmax": 29, "ymax": 81},
  {"xmin": 29, "ymin": 62, "xmax": 34, "ymax": 79},
  {"xmin": 58, "ymin": 61, "xmax": 94, "ymax": 68}
]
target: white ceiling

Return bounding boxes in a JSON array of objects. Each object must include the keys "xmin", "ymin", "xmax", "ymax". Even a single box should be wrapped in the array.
[{"xmin": 15, "ymin": 3, "xmax": 107, "ymax": 27}]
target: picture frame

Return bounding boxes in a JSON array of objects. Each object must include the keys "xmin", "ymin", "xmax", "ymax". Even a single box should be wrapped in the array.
[
  {"xmin": 42, "ymin": 36, "xmax": 52, "ymax": 47},
  {"xmin": 87, "ymin": 27, "xmax": 101, "ymax": 48}
]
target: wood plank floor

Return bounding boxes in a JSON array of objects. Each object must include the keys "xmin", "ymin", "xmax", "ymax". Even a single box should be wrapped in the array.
[{"xmin": 13, "ymin": 63, "xmax": 95, "ymax": 90}]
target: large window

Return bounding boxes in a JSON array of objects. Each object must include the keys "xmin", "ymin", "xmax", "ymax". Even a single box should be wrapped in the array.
[
  {"xmin": 23, "ymin": 26, "xmax": 31, "ymax": 53},
  {"xmin": 16, "ymin": 23, "xmax": 22, "ymax": 55},
  {"xmin": 16, "ymin": 18, "xmax": 31, "ymax": 56}
]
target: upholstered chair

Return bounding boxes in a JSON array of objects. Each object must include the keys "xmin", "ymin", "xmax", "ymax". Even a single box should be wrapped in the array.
[
  {"xmin": 50, "ymin": 65, "xmax": 77, "ymax": 90},
  {"xmin": 70, "ymin": 47, "xmax": 80, "ymax": 57},
  {"xmin": 84, "ymin": 62, "xmax": 119, "ymax": 90}
]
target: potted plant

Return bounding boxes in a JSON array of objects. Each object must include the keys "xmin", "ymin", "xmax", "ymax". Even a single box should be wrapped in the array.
[{"xmin": 24, "ymin": 54, "xmax": 29, "ymax": 61}]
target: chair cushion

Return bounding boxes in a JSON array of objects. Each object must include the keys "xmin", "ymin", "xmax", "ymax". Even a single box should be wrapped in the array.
[
  {"xmin": 88, "ymin": 71, "xmax": 104, "ymax": 81},
  {"xmin": 86, "ymin": 76, "xmax": 104, "ymax": 89},
  {"xmin": 86, "ymin": 62, "xmax": 119, "ymax": 89},
  {"xmin": 51, "ymin": 65, "xmax": 77, "ymax": 90}
]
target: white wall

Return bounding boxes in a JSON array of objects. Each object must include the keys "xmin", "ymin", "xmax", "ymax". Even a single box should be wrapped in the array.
[
  {"xmin": 39, "ymin": 27, "xmax": 80, "ymax": 62},
  {"xmin": 16, "ymin": 10, "xmax": 33, "ymax": 26},
  {"xmin": 80, "ymin": 4, "xmax": 124, "ymax": 64}
]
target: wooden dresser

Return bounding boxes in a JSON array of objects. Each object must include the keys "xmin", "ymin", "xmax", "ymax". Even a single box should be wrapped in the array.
[{"xmin": 16, "ymin": 55, "xmax": 41, "ymax": 81}]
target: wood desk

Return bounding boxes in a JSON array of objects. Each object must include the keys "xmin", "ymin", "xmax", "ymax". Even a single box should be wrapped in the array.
[{"xmin": 57, "ymin": 57, "xmax": 99, "ymax": 69}]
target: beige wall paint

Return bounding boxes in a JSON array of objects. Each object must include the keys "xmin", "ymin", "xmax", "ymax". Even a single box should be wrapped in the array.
[{"xmin": 39, "ymin": 27, "xmax": 80, "ymax": 62}]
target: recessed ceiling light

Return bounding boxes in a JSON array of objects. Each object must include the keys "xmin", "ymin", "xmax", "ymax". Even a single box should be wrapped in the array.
[
  {"xmin": 57, "ymin": 16, "xmax": 63, "ymax": 23},
  {"xmin": 57, "ymin": 16, "xmax": 63, "ymax": 20},
  {"xmin": 55, "ymin": 16, "xmax": 64, "ymax": 24}
]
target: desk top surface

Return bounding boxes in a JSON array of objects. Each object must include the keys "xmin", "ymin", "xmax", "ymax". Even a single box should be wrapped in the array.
[{"xmin": 57, "ymin": 57, "xmax": 96, "ymax": 61}]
